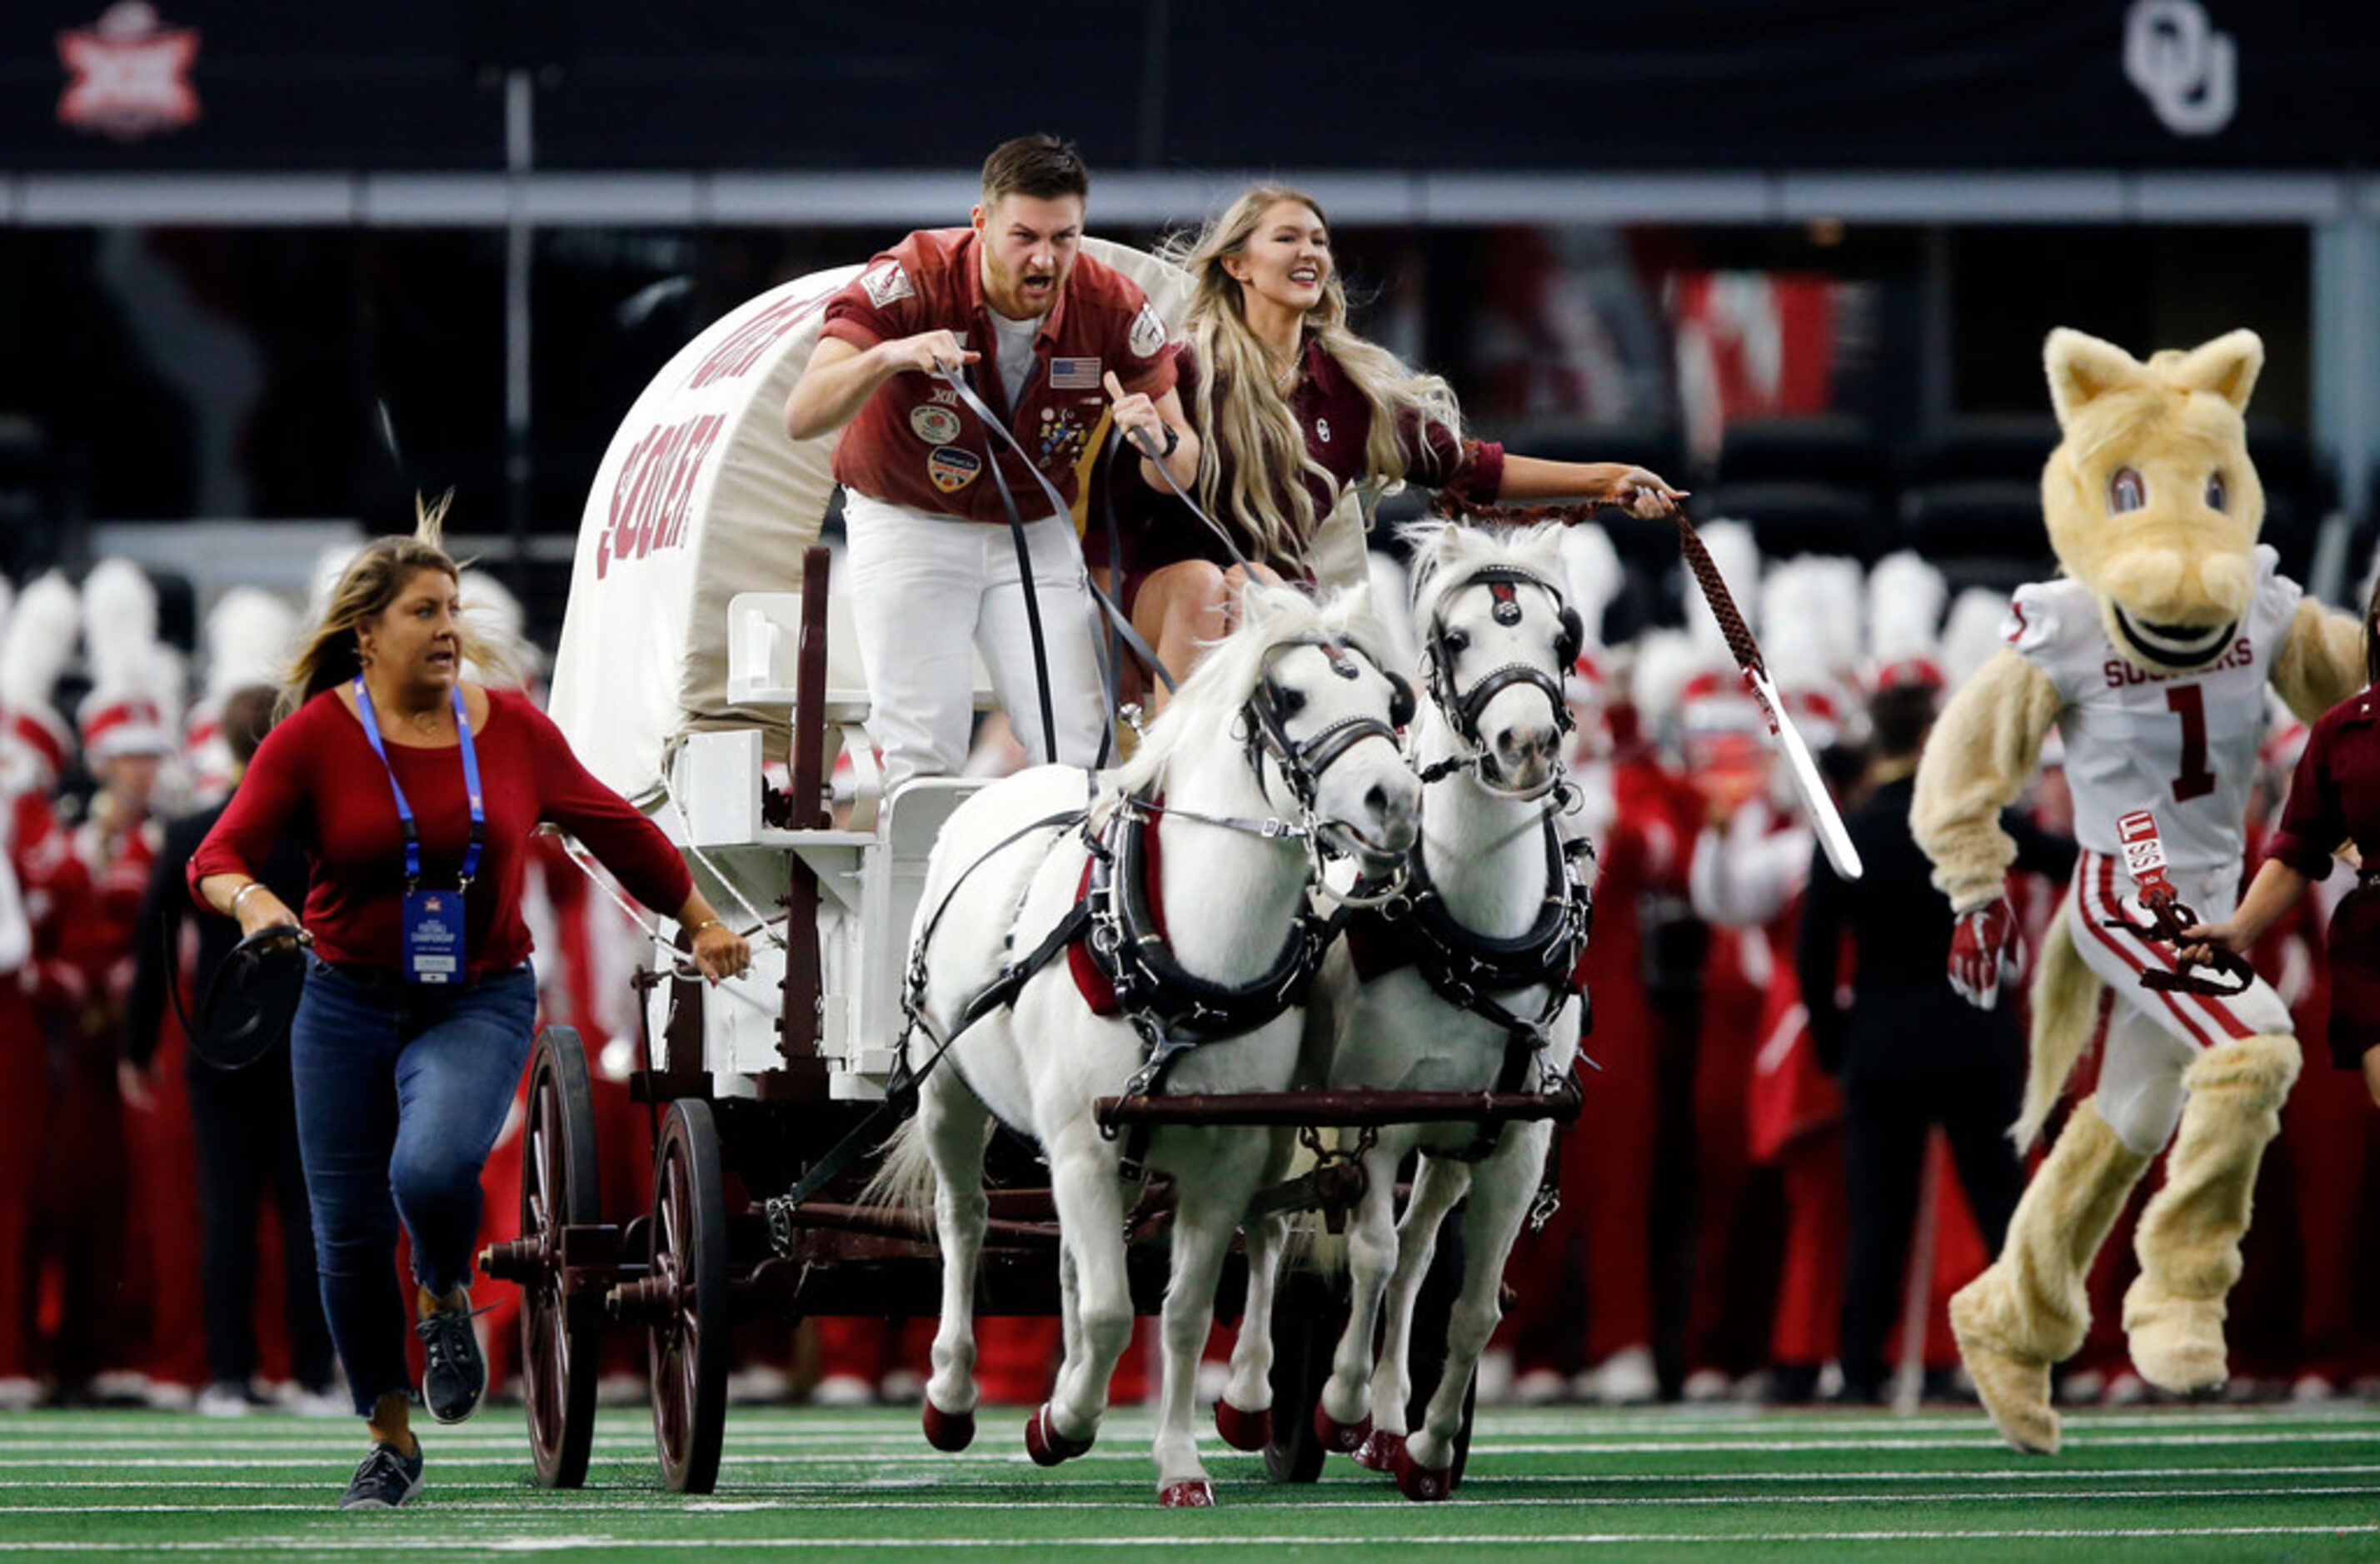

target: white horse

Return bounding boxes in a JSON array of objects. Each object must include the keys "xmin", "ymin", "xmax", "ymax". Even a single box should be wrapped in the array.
[
  {"xmin": 1227, "ymin": 522, "xmax": 1590, "ymax": 1501},
  {"xmin": 877, "ymin": 583, "xmax": 1422, "ymax": 1507}
]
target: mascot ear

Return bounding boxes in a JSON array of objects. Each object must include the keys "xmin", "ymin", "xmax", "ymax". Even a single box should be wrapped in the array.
[
  {"xmin": 2044, "ymin": 328, "xmax": 2146, "ymax": 428},
  {"xmin": 2168, "ymin": 329, "xmax": 2264, "ymax": 413}
]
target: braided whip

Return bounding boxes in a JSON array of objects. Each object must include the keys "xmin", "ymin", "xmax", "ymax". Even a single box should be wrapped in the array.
[
  {"xmin": 1430, "ymin": 491, "xmax": 1764, "ymax": 678},
  {"xmin": 1433, "ymin": 486, "xmax": 1861, "ymax": 879}
]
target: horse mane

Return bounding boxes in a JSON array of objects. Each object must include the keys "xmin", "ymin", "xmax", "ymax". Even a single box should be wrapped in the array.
[
  {"xmin": 1400, "ymin": 519, "xmax": 1570, "ymax": 631},
  {"xmin": 1099, "ymin": 581, "xmax": 1389, "ymax": 819}
]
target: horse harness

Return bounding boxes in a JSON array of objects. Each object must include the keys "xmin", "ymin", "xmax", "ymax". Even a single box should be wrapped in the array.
[
  {"xmin": 901, "ymin": 635, "xmax": 1400, "ymax": 1183},
  {"xmin": 1345, "ymin": 814, "xmax": 1595, "ymax": 1168}
]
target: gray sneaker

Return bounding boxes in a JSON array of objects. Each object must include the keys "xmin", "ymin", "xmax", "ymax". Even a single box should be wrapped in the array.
[
  {"xmin": 415, "ymin": 1303, "xmax": 491, "ymax": 1424},
  {"xmin": 339, "ymin": 1441, "xmax": 423, "ymax": 1509}
]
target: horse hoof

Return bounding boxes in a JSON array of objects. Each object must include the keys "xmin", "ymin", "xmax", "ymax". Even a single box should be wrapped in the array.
[
  {"xmin": 1159, "ymin": 1479, "xmax": 1215, "ymax": 1507},
  {"xmin": 1392, "ymin": 1440, "xmax": 1453, "ymax": 1502},
  {"xmin": 1214, "ymin": 1399, "xmax": 1271, "ymax": 1452},
  {"xmin": 1025, "ymin": 1402, "xmax": 1095, "ymax": 1467},
  {"xmin": 1312, "ymin": 1400, "xmax": 1371, "ymax": 1455},
  {"xmin": 921, "ymin": 1399, "xmax": 975, "ymax": 1452},
  {"xmin": 1353, "ymin": 1427, "xmax": 1405, "ymax": 1472}
]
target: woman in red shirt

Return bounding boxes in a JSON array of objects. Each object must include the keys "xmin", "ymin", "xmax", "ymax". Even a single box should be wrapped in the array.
[
  {"xmin": 1095, "ymin": 183, "xmax": 1687, "ymax": 690},
  {"xmin": 2183, "ymin": 627, "xmax": 2380, "ymax": 1109},
  {"xmin": 191, "ymin": 505, "xmax": 747, "ymax": 1509}
]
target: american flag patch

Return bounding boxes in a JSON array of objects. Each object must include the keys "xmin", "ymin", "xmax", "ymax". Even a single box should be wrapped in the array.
[{"xmin": 1049, "ymin": 356, "xmax": 1102, "ymax": 390}]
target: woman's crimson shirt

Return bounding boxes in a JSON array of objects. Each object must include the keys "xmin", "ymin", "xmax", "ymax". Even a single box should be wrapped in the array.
[
  {"xmin": 2267, "ymin": 691, "xmax": 2380, "ymax": 883},
  {"xmin": 190, "ymin": 686, "xmax": 691, "ymax": 984},
  {"xmin": 2264, "ymin": 688, "xmax": 2380, "ymax": 1068},
  {"xmin": 1088, "ymin": 335, "xmax": 1504, "ymax": 585}
]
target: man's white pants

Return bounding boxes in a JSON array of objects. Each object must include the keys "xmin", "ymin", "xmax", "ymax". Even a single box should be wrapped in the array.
[
  {"xmin": 842, "ymin": 496, "xmax": 1106, "ymax": 792},
  {"xmin": 2064, "ymin": 850, "xmax": 2295, "ymax": 1155}
]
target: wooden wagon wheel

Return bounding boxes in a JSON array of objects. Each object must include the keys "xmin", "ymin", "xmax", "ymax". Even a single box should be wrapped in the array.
[
  {"xmin": 647, "ymin": 1098, "xmax": 729, "ymax": 1494},
  {"xmin": 1261, "ymin": 1264, "xmax": 1345, "ymax": 1482},
  {"xmin": 1261, "ymin": 1206, "xmax": 1479, "ymax": 1489},
  {"xmin": 519, "ymin": 1027, "xmax": 604, "ymax": 1489}
]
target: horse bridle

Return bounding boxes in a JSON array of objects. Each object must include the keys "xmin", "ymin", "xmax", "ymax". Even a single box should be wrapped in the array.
[
  {"xmin": 1239, "ymin": 635, "xmax": 1413, "ymax": 815},
  {"xmin": 1420, "ymin": 567, "xmax": 1582, "ymax": 798}
]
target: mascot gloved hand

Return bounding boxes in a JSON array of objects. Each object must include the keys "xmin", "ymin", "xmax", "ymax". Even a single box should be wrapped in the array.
[
  {"xmin": 1947, "ymin": 899, "xmax": 2026, "ymax": 1009},
  {"xmin": 1910, "ymin": 327, "xmax": 2363, "ymax": 1455}
]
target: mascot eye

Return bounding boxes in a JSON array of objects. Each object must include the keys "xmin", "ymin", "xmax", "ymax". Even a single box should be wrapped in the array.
[
  {"xmin": 2108, "ymin": 467, "xmax": 2147, "ymax": 515},
  {"xmin": 2205, "ymin": 471, "xmax": 2228, "ymax": 511}
]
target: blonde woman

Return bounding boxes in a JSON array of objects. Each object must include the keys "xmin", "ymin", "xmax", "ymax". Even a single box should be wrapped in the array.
[
  {"xmin": 190, "ymin": 501, "xmax": 747, "ymax": 1508},
  {"xmin": 1095, "ymin": 185, "xmax": 1684, "ymax": 692}
]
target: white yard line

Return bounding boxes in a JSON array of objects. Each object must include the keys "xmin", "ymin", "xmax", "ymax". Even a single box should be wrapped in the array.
[
  {"xmin": 7, "ymin": 1409, "xmax": 2375, "ymax": 1440},
  {"xmin": 3, "ymin": 1524, "xmax": 2378, "ymax": 1552},
  {"xmin": 12, "ymin": 1462, "xmax": 2378, "ymax": 1491},
  {"xmin": 7, "ymin": 1483, "xmax": 2380, "ymax": 1515},
  {"xmin": 7, "ymin": 1428, "xmax": 2379, "ymax": 1465}
]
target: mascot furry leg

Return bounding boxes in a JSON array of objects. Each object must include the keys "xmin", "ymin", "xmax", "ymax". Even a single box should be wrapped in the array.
[
  {"xmin": 1951, "ymin": 901, "xmax": 2301, "ymax": 1454},
  {"xmin": 1948, "ymin": 919, "xmax": 2143, "ymax": 1455},
  {"xmin": 2121, "ymin": 1032, "xmax": 2300, "ymax": 1392}
]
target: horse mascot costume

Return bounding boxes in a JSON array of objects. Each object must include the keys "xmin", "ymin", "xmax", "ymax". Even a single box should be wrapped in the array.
[{"xmin": 1911, "ymin": 327, "xmax": 2363, "ymax": 1452}]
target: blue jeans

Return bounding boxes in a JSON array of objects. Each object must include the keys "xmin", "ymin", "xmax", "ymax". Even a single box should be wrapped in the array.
[{"xmin": 289, "ymin": 957, "xmax": 537, "ymax": 1417}]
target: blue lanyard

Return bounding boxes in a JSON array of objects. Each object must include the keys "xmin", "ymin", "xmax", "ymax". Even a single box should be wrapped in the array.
[{"xmin": 352, "ymin": 677, "xmax": 485, "ymax": 891}]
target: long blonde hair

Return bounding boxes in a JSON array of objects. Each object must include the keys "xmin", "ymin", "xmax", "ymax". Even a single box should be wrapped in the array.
[
  {"xmin": 1161, "ymin": 186, "xmax": 1464, "ymax": 566},
  {"xmin": 279, "ymin": 493, "xmax": 505, "ymax": 718}
]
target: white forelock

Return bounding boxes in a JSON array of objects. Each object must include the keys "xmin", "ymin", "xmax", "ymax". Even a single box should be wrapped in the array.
[
  {"xmin": 1400, "ymin": 519, "xmax": 1570, "ymax": 635},
  {"xmin": 1103, "ymin": 580, "xmax": 1391, "ymax": 812}
]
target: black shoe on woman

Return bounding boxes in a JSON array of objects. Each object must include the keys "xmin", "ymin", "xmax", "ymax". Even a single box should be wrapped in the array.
[
  {"xmin": 416, "ymin": 1303, "xmax": 490, "ymax": 1423},
  {"xmin": 339, "ymin": 1441, "xmax": 424, "ymax": 1509}
]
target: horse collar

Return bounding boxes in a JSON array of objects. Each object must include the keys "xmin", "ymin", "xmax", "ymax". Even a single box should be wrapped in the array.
[
  {"xmin": 1069, "ymin": 791, "xmax": 1337, "ymax": 1045},
  {"xmin": 1353, "ymin": 817, "xmax": 1593, "ymax": 1009}
]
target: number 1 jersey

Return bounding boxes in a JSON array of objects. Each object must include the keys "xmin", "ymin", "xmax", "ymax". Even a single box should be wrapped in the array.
[{"xmin": 2002, "ymin": 543, "xmax": 2299, "ymax": 875}]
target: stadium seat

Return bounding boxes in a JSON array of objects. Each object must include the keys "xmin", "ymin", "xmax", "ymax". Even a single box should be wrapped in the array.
[
  {"xmin": 1904, "ymin": 415, "xmax": 2059, "ymax": 488},
  {"xmin": 1713, "ymin": 415, "xmax": 1882, "ymax": 489},
  {"xmin": 1897, "ymin": 479, "xmax": 2048, "ymax": 566},
  {"xmin": 1700, "ymin": 481, "xmax": 1881, "ymax": 561}
]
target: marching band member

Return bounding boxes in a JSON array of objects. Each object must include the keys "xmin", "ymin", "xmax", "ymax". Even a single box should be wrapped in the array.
[
  {"xmin": 77, "ymin": 562, "xmax": 203, "ymax": 1402},
  {"xmin": 123, "ymin": 683, "xmax": 337, "ymax": 1415},
  {"xmin": 784, "ymin": 133, "xmax": 1192, "ymax": 789}
]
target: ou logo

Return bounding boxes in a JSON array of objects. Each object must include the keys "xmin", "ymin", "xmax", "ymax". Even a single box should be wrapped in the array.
[{"xmin": 2123, "ymin": 0, "xmax": 2235, "ymax": 137}]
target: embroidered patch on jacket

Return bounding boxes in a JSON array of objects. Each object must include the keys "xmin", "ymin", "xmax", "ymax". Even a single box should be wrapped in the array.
[
  {"xmin": 860, "ymin": 261, "xmax": 913, "ymax": 310},
  {"xmin": 911, "ymin": 404, "xmax": 961, "ymax": 445},
  {"xmin": 927, "ymin": 446, "xmax": 982, "ymax": 493},
  {"xmin": 1128, "ymin": 301, "xmax": 1165, "ymax": 359}
]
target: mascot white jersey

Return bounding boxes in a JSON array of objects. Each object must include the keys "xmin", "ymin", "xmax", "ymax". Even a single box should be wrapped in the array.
[{"xmin": 2005, "ymin": 545, "xmax": 2298, "ymax": 875}]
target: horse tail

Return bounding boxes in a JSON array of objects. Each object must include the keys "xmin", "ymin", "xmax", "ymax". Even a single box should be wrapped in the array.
[
  {"xmin": 1275, "ymin": 1133, "xmax": 1351, "ymax": 1278},
  {"xmin": 1287, "ymin": 1217, "xmax": 1350, "ymax": 1278},
  {"xmin": 857, "ymin": 1115, "xmax": 938, "ymax": 1214},
  {"xmin": 2012, "ymin": 913, "xmax": 2106, "ymax": 1153}
]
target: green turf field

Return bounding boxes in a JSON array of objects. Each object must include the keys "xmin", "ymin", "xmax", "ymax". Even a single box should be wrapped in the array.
[{"xmin": 3, "ymin": 1402, "xmax": 2377, "ymax": 1560}]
